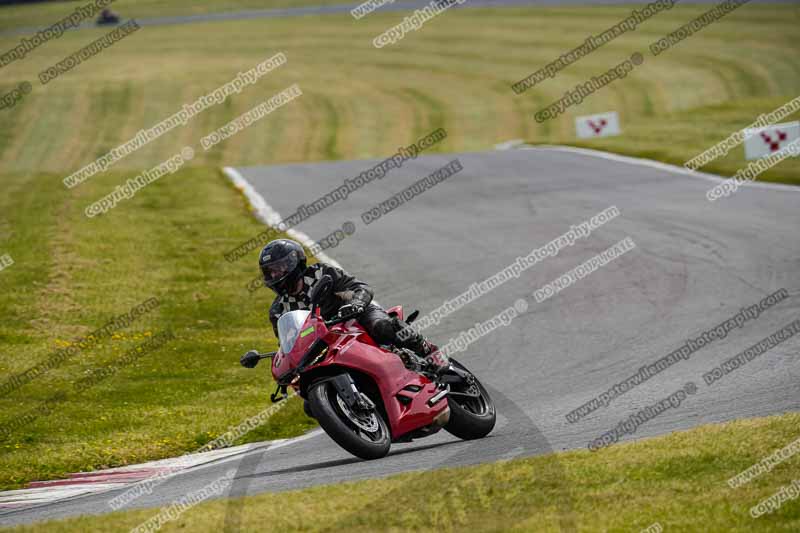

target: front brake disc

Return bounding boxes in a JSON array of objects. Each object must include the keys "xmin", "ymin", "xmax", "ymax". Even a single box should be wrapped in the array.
[{"xmin": 336, "ymin": 393, "xmax": 379, "ymax": 433}]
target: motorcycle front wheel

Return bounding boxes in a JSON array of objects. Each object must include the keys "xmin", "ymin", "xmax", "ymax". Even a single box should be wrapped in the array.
[{"xmin": 308, "ymin": 377, "xmax": 391, "ymax": 460}]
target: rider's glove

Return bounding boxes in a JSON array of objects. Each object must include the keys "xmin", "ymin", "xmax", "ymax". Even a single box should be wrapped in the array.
[{"xmin": 338, "ymin": 303, "xmax": 364, "ymax": 318}]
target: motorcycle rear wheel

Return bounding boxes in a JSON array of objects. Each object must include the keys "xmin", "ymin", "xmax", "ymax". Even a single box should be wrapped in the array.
[
  {"xmin": 443, "ymin": 358, "xmax": 496, "ymax": 440},
  {"xmin": 308, "ymin": 378, "xmax": 391, "ymax": 460}
]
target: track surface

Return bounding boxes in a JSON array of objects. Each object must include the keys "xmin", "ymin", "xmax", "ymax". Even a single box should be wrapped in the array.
[
  {"xmin": 1, "ymin": 0, "xmax": 790, "ymax": 36},
  {"xmin": 2, "ymin": 147, "xmax": 799, "ymax": 526}
]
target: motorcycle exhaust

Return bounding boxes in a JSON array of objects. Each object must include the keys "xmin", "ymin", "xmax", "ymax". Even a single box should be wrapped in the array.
[{"xmin": 427, "ymin": 386, "xmax": 449, "ymax": 407}]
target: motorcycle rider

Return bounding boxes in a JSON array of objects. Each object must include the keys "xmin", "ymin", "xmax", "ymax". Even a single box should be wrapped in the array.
[{"xmin": 257, "ymin": 239, "xmax": 444, "ymax": 369}]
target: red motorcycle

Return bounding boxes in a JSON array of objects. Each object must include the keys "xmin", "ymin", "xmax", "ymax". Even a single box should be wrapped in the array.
[{"xmin": 241, "ymin": 275, "xmax": 496, "ymax": 459}]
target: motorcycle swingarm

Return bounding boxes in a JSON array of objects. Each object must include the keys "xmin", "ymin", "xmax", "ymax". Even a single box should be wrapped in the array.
[
  {"xmin": 315, "ymin": 374, "xmax": 374, "ymax": 411},
  {"xmin": 436, "ymin": 365, "xmax": 480, "ymax": 398},
  {"xmin": 437, "ymin": 364, "xmax": 472, "ymax": 384}
]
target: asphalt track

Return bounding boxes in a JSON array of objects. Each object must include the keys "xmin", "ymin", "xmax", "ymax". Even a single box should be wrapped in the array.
[
  {"xmin": 2, "ymin": 146, "xmax": 799, "ymax": 527},
  {"xmin": 0, "ymin": 0, "xmax": 791, "ymax": 36}
]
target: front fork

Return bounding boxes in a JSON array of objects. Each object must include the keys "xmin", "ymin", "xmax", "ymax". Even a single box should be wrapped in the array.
[
  {"xmin": 270, "ymin": 383, "xmax": 289, "ymax": 403},
  {"xmin": 316, "ymin": 373, "xmax": 375, "ymax": 411}
]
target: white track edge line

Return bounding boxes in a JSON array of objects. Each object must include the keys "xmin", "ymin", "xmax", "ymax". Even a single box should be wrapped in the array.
[
  {"xmin": 223, "ymin": 166, "xmax": 345, "ymax": 269},
  {"xmin": 0, "ymin": 166, "xmax": 360, "ymax": 510},
  {"xmin": 514, "ymin": 144, "xmax": 800, "ymax": 192},
  {"xmin": 222, "ymin": 166, "xmax": 380, "ymax": 305},
  {"xmin": 0, "ymin": 431, "xmax": 326, "ymax": 513}
]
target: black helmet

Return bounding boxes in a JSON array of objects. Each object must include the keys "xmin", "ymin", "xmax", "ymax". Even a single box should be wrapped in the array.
[{"xmin": 258, "ymin": 239, "xmax": 306, "ymax": 296}]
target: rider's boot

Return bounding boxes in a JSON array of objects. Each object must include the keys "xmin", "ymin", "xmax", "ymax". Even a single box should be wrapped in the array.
[
  {"xmin": 419, "ymin": 340, "xmax": 450, "ymax": 376},
  {"xmin": 401, "ymin": 333, "xmax": 449, "ymax": 374}
]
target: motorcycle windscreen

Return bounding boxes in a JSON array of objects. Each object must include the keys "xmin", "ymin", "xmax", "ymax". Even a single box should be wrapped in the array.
[{"xmin": 277, "ymin": 310, "xmax": 311, "ymax": 354}]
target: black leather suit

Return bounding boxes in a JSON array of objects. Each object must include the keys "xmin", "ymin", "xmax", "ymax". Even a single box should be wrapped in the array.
[{"xmin": 268, "ymin": 263, "xmax": 430, "ymax": 354}]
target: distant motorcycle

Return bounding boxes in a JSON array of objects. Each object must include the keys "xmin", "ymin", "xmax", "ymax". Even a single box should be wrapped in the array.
[
  {"xmin": 241, "ymin": 274, "xmax": 495, "ymax": 459},
  {"xmin": 96, "ymin": 9, "xmax": 120, "ymax": 25}
]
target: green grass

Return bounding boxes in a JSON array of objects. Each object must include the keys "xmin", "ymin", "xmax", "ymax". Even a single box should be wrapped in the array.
[
  {"xmin": 0, "ymin": 166, "xmax": 317, "ymax": 490},
  {"xmin": 0, "ymin": 0, "xmax": 799, "ymax": 495},
  {"xmin": 0, "ymin": 5, "xmax": 798, "ymax": 181},
  {"xmin": 6, "ymin": 413, "xmax": 800, "ymax": 532},
  {"xmin": 549, "ymin": 96, "xmax": 800, "ymax": 186}
]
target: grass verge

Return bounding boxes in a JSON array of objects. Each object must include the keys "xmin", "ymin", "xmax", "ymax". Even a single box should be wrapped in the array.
[
  {"xmin": 538, "ymin": 96, "xmax": 800, "ymax": 186},
  {"xmin": 0, "ymin": 165, "xmax": 317, "ymax": 491},
  {"xmin": 5, "ymin": 413, "xmax": 800, "ymax": 532},
  {"xmin": 0, "ymin": 5, "xmax": 797, "ymax": 181},
  {"xmin": 0, "ymin": 0, "xmax": 798, "ymax": 493}
]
